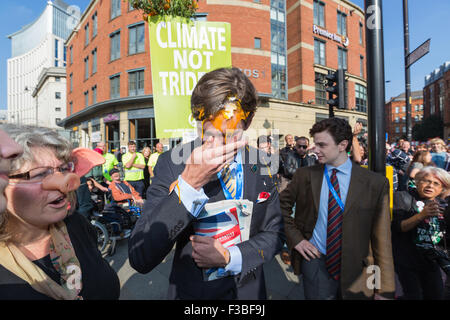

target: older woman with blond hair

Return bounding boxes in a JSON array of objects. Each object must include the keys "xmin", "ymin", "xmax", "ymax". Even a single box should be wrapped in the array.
[
  {"xmin": 0, "ymin": 124, "xmax": 120, "ymax": 300},
  {"xmin": 392, "ymin": 166, "xmax": 450, "ymax": 299}
]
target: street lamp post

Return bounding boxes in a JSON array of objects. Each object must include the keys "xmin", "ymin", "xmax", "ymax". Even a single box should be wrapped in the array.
[
  {"xmin": 365, "ymin": 0, "xmax": 387, "ymax": 175},
  {"xmin": 403, "ymin": 0, "xmax": 412, "ymax": 141}
]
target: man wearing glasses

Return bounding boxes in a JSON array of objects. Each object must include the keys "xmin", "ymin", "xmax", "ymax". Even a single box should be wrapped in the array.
[{"xmin": 284, "ymin": 136, "xmax": 317, "ymax": 179}]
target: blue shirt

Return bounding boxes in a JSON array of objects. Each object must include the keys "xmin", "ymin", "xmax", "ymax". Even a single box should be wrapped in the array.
[
  {"xmin": 310, "ymin": 157, "xmax": 353, "ymax": 255},
  {"xmin": 175, "ymin": 149, "xmax": 243, "ymax": 274}
]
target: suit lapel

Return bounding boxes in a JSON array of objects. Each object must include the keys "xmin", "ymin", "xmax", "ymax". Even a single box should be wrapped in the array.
[
  {"xmin": 310, "ymin": 164, "xmax": 324, "ymax": 216},
  {"xmin": 342, "ymin": 163, "xmax": 365, "ymax": 218},
  {"xmin": 242, "ymin": 146, "xmax": 257, "ymax": 201}
]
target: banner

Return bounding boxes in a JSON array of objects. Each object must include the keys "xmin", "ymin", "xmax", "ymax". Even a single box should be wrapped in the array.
[{"xmin": 148, "ymin": 16, "xmax": 232, "ymax": 139}]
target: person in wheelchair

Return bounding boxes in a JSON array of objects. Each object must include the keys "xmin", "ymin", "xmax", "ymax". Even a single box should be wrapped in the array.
[
  {"xmin": 108, "ymin": 168, "xmax": 144, "ymax": 208},
  {"xmin": 86, "ymin": 177, "xmax": 108, "ymax": 213}
]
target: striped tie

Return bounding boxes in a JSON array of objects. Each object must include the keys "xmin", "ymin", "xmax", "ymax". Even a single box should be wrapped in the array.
[
  {"xmin": 222, "ymin": 165, "xmax": 237, "ymax": 198},
  {"xmin": 325, "ymin": 169, "xmax": 343, "ymax": 281}
]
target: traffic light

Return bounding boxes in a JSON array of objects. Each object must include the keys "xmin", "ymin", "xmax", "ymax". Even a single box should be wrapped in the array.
[{"xmin": 325, "ymin": 69, "xmax": 346, "ymax": 110}]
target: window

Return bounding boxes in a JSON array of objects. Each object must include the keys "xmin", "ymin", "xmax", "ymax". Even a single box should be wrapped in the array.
[
  {"xmin": 84, "ymin": 91, "xmax": 89, "ymax": 107},
  {"xmin": 92, "ymin": 48, "xmax": 97, "ymax": 74},
  {"xmin": 129, "ymin": 1, "xmax": 136, "ymax": 11},
  {"xmin": 313, "ymin": 0, "xmax": 325, "ymax": 27},
  {"xmin": 360, "ymin": 56, "xmax": 364, "ymax": 78},
  {"xmin": 128, "ymin": 70, "xmax": 145, "ymax": 96},
  {"xmin": 85, "ymin": 23, "xmax": 89, "ymax": 46},
  {"xmin": 92, "ymin": 12, "xmax": 98, "ymax": 38},
  {"xmin": 55, "ymin": 77, "xmax": 61, "ymax": 82},
  {"xmin": 110, "ymin": 74, "xmax": 121, "ymax": 99},
  {"xmin": 355, "ymin": 84, "xmax": 367, "ymax": 112},
  {"xmin": 338, "ymin": 46, "xmax": 347, "ymax": 70},
  {"xmin": 395, "ymin": 117, "xmax": 399, "ymax": 123},
  {"xmin": 270, "ymin": 0, "xmax": 287, "ymax": 100},
  {"xmin": 92, "ymin": 85, "xmax": 97, "ymax": 104},
  {"xmin": 359, "ymin": 22, "xmax": 364, "ymax": 45},
  {"xmin": 110, "ymin": 31, "xmax": 121, "ymax": 61},
  {"xmin": 128, "ymin": 24, "xmax": 145, "ymax": 55},
  {"xmin": 55, "ymin": 118, "xmax": 61, "ymax": 125},
  {"xmin": 402, "ymin": 106, "xmax": 405, "ymax": 112},
  {"xmin": 314, "ymin": 39, "xmax": 326, "ymax": 65},
  {"xmin": 70, "ymin": 73, "xmax": 73, "ymax": 92},
  {"xmin": 63, "ymin": 47, "xmax": 67, "ymax": 67},
  {"xmin": 70, "ymin": 45, "xmax": 73, "ymax": 65},
  {"xmin": 55, "ymin": 92, "xmax": 61, "ymax": 99},
  {"xmin": 54, "ymin": 39, "xmax": 59, "ymax": 67},
  {"xmin": 55, "ymin": 107, "xmax": 61, "ymax": 112},
  {"xmin": 84, "ymin": 56, "xmax": 89, "ymax": 80},
  {"xmin": 337, "ymin": 11, "xmax": 347, "ymax": 36},
  {"xmin": 111, "ymin": 0, "xmax": 121, "ymax": 19},
  {"xmin": 69, "ymin": 102, "xmax": 73, "ymax": 115},
  {"xmin": 315, "ymin": 73, "xmax": 327, "ymax": 105},
  {"xmin": 254, "ymin": 37, "xmax": 261, "ymax": 49},
  {"xmin": 395, "ymin": 106, "xmax": 399, "ymax": 113},
  {"xmin": 430, "ymin": 86, "xmax": 435, "ymax": 114},
  {"xmin": 395, "ymin": 127, "xmax": 400, "ymax": 133}
]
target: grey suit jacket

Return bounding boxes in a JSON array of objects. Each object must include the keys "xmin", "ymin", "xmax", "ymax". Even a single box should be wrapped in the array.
[{"xmin": 128, "ymin": 140, "xmax": 285, "ymax": 300}]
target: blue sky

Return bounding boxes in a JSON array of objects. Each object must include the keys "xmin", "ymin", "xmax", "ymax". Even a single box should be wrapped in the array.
[{"xmin": 1, "ymin": 0, "xmax": 449, "ymax": 110}]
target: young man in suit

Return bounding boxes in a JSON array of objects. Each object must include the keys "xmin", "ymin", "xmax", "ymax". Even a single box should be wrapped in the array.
[
  {"xmin": 128, "ymin": 67, "xmax": 285, "ymax": 300},
  {"xmin": 280, "ymin": 117, "xmax": 395, "ymax": 300}
]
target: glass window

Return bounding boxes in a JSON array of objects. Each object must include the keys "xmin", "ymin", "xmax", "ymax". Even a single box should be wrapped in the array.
[
  {"xmin": 128, "ymin": 70, "xmax": 145, "ymax": 96},
  {"xmin": 110, "ymin": 31, "xmax": 121, "ymax": 61},
  {"xmin": 355, "ymin": 84, "xmax": 367, "ymax": 112},
  {"xmin": 359, "ymin": 22, "xmax": 363, "ymax": 45},
  {"xmin": 313, "ymin": 1, "xmax": 325, "ymax": 27},
  {"xmin": 55, "ymin": 107, "xmax": 61, "ymax": 112},
  {"xmin": 69, "ymin": 102, "xmax": 73, "ymax": 114},
  {"xmin": 92, "ymin": 86, "xmax": 97, "ymax": 104},
  {"xmin": 70, "ymin": 73, "xmax": 73, "ymax": 92},
  {"xmin": 111, "ymin": 0, "xmax": 121, "ymax": 19},
  {"xmin": 84, "ymin": 91, "xmax": 89, "ymax": 107},
  {"xmin": 84, "ymin": 56, "xmax": 89, "ymax": 80},
  {"xmin": 254, "ymin": 37, "xmax": 261, "ymax": 49},
  {"xmin": 395, "ymin": 107, "xmax": 399, "ymax": 113},
  {"xmin": 315, "ymin": 73, "xmax": 327, "ymax": 105},
  {"xmin": 129, "ymin": 118, "xmax": 157, "ymax": 150},
  {"xmin": 129, "ymin": 24, "xmax": 145, "ymax": 55},
  {"xmin": 314, "ymin": 39, "xmax": 326, "ymax": 65},
  {"xmin": 85, "ymin": 23, "xmax": 89, "ymax": 46},
  {"xmin": 70, "ymin": 45, "xmax": 73, "ymax": 64},
  {"xmin": 337, "ymin": 11, "xmax": 347, "ymax": 36},
  {"xmin": 92, "ymin": 48, "xmax": 97, "ymax": 74},
  {"xmin": 92, "ymin": 12, "xmax": 98, "ymax": 38},
  {"xmin": 360, "ymin": 56, "xmax": 364, "ymax": 78},
  {"xmin": 338, "ymin": 46, "xmax": 347, "ymax": 70},
  {"xmin": 55, "ymin": 92, "xmax": 61, "ymax": 99},
  {"xmin": 110, "ymin": 75, "xmax": 120, "ymax": 99}
]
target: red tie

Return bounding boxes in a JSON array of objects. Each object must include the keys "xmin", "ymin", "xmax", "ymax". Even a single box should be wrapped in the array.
[{"xmin": 325, "ymin": 169, "xmax": 343, "ymax": 281}]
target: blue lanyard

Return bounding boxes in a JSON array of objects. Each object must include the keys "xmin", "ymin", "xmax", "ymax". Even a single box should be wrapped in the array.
[{"xmin": 324, "ymin": 166, "xmax": 345, "ymax": 212}]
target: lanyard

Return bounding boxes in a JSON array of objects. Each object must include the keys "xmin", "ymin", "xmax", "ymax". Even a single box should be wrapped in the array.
[{"xmin": 324, "ymin": 166, "xmax": 345, "ymax": 212}]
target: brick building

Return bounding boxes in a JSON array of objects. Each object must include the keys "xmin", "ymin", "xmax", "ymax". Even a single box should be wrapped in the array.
[
  {"xmin": 423, "ymin": 61, "xmax": 450, "ymax": 141},
  {"xmin": 385, "ymin": 91, "xmax": 424, "ymax": 143},
  {"xmin": 61, "ymin": 0, "xmax": 367, "ymax": 151}
]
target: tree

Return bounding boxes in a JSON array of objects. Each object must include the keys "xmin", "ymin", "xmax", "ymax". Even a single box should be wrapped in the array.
[
  {"xmin": 128, "ymin": 0, "xmax": 199, "ymax": 21},
  {"xmin": 412, "ymin": 114, "xmax": 443, "ymax": 142}
]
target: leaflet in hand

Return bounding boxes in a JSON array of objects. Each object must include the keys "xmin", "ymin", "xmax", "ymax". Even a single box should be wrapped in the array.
[{"xmin": 193, "ymin": 199, "xmax": 253, "ymax": 281}]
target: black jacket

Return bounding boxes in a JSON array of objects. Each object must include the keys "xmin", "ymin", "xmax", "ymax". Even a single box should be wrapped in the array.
[{"xmin": 283, "ymin": 152, "xmax": 317, "ymax": 179}]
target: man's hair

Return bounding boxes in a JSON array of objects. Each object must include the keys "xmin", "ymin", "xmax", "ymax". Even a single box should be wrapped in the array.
[
  {"xmin": 295, "ymin": 136, "xmax": 309, "ymax": 144},
  {"xmin": 309, "ymin": 117, "xmax": 353, "ymax": 152},
  {"xmin": 257, "ymin": 135, "xmax": 271, "ymax": 148},
  {"xmin": 191, "ymin": 67, "xmax": 258, "ymax": 121},
  {"xmin": 128, "ymin": 141, "xmax": 136, "ymax": 146}
]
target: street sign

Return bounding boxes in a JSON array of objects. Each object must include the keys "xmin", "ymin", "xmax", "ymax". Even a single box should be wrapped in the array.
[{"xmin": 406, "ymin": 38, "xmax": 430, "ymax": 68}]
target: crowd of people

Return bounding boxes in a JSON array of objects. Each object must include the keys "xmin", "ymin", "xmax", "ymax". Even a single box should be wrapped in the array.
[{"xmin": 0, "ymin": 67, "xmax": 449, "ymax": 300}]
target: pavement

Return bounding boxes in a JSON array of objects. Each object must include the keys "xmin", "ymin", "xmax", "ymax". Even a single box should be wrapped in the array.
[{"xmin": 104, "ymin": 239, "xmax": 305, "ymax": 300}]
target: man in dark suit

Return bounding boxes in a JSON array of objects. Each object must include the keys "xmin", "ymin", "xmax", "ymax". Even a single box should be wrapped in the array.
[
  {"xmin": 128, "ymin": 67, "xmax": 284, "ymax": 300},
  {"xmin": 280, "ymin": 117, "xmax": 395, "ymax": 300}
]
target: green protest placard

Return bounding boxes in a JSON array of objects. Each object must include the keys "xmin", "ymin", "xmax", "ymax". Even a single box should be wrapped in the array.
[{"xmin": 148, "ymin": 16, "xmax": 232, "ymax": 140}]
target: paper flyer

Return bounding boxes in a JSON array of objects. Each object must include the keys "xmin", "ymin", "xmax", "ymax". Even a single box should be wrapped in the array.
[{"xmin": 193, "ymin": 199, "xmax": 253, "ymax": 281}]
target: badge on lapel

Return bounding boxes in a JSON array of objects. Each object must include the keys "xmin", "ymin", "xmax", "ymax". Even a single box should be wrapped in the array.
[{"xmin": 257, "ymin": 191, "xmax": 271, "ymax": 203}]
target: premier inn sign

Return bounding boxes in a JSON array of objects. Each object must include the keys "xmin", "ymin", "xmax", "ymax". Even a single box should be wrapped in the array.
[{"xmin": 313, "ymin": 25, "xmax": 349, "ymax": 47}]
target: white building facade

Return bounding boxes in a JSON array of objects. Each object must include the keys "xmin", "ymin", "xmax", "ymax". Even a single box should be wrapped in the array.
[{"xmin": 7, "ymin": 0, "xmax": 76, "ymax": 126}]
